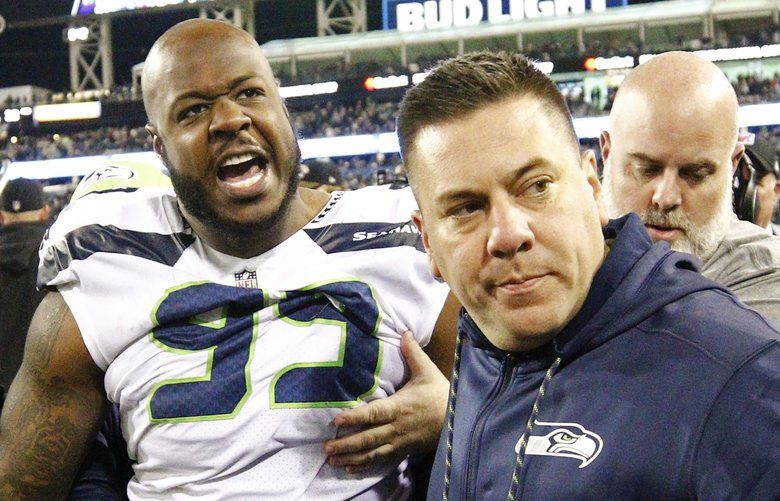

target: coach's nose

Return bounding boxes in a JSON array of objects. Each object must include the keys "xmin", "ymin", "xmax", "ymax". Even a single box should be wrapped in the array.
[{"xmin": 486, "ymin": 196, "xmax": 535, "ymax": 259}]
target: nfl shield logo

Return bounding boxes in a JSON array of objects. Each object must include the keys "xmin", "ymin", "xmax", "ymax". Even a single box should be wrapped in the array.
[{"xmin": 234, "ymin": 270, "xmax": 258, "ymax": 288}]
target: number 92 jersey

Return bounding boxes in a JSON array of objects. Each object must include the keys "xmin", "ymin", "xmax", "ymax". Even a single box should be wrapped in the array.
[{"xmin": 39, "ymin": 162, "xmax": 451, "ymax": 500}]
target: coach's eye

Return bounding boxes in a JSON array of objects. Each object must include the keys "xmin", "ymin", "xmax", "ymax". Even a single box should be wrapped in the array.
[
  {"xmin": 449, "ymin": 202, "xmax": 482, "ymax": 218},
  {"xmin": 527, "ymin": 179, "xmax": 551, "ymax": 196}
]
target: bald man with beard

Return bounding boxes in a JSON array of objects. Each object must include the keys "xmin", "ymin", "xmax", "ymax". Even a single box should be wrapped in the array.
[{"xmin": 600, "ymin": 51, "xmax": 780, "ymax": 326}]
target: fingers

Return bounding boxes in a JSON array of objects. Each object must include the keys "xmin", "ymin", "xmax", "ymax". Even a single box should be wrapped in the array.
[
  {"xmin": 325, "ymin": 422, "xmax": 396, "ymax": 456},
  {"xmin": 332, "ymin": 398, "xmax": 398, "ymax": 428},
  {"xmin": 327, "ymin": 441, "xmax": 397, "ymax": 472}
]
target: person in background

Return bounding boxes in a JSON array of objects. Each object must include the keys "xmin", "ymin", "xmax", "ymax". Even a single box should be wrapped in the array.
[
  {"xmin": 0, "ymin": 178, "xmax": 49, "ymax": 407},
  {"xmin": 600, "ymin": 51, "xmax": 780, "ymax": 326},
  {"xmin": 739, "ymin": 137, "xmax": 780, "ymax": 234}
]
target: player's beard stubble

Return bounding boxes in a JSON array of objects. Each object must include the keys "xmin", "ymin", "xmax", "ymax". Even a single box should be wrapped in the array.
[{"xmin": 162, "ymin": 145, "xmax": 302, "ymax": 249}]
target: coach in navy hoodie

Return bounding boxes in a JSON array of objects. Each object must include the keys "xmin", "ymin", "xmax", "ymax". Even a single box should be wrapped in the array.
[{"xmin": 397, "ymin": 51, "xmax": 779, "ymax": 500}]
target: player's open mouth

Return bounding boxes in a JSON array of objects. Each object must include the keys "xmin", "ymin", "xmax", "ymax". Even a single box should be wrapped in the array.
[{"xmin": 217, "ymin": 152, "xmax": 270, "ymax": 196}]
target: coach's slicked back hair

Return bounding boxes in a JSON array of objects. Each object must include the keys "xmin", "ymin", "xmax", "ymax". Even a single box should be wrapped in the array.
[{"xmin": 397, "ymin": 51, "xmax": 577, "ymax": 164}]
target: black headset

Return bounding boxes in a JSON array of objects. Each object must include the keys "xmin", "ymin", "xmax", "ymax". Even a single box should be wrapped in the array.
[
  {"xmin": 732, "ymin": 150, "xmax": 760, "ymax": 223},
  {"xmin": 733, "ymin": 145, "xmax": 780, "ymax": 223}
]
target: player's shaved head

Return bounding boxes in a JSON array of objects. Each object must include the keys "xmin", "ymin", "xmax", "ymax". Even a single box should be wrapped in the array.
[
  {"xmin": 142, "ymin": 19, "xmax": 271, "ymax": 127},
  {"xmin": 609, "ymin": 51, "xmax": 739, "ymax": 145}
]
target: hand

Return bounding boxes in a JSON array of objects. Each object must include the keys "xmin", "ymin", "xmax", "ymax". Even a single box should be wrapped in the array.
[{"xmin": 324, "ymin": 331, "xmax": 450, "ymax": 473}]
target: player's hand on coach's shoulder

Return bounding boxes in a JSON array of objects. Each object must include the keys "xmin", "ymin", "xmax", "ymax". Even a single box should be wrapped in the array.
[{"xmin": 324, "ymin": 332, "xmax": 449, "ymax": 473}]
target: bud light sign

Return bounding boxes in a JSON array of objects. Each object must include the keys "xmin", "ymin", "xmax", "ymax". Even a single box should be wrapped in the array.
[{"xmin": 383, "ymin": 0, "xmax": 628, "ymax": 31}]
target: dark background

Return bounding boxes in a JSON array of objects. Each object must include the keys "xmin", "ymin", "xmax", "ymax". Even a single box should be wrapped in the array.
[{"xmin": 0, "ymin": 0, "xmax": 657, "ymax": 90}]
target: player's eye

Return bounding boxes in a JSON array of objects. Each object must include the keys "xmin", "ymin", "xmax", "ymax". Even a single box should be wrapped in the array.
[
  {"xmin": 238, "ymin": 88, "xmax": 263, "ymax": 99},
  {"xmin": 178, "ymin": 103, "xmax": 209, "ymax": 122}
]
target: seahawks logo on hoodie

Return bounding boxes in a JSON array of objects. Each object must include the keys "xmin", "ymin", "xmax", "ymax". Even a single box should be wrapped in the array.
[{"xmin": 517, "ymin": 420, "xmax": 603, "ymax": 468}]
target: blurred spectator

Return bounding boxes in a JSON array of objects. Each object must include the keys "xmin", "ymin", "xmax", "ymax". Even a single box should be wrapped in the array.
[
  {"xmin": 0, "ymin": 178, "xmax": 50, "ymax": 406},
  {"xmin": 742, "ymin": 138, "xmax": 780, "ymax": 234},
  {"xmin": 733, "ymin": 73, "xmax": 780, "ymax": 104}
]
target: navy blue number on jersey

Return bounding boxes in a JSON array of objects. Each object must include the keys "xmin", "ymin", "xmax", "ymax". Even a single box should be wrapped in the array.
[
  {"xmin": 148, "ymin": 280, "xmax": 381, "ymax": 423},
  {"xmin": 270, "ymin": 281, "xmax": 381, "ymax": 408}
]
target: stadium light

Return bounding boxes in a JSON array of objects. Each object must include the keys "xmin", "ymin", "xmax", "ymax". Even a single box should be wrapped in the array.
[
  {"xmin": 279, "ymin": 82, "xmax": 339, "ymax": 98},
  {"xmin": 3, "ymin": 109, "xmax": 20, "ymax": 123},
  {"xmin": 364, "ymin": 75, "xmax": 410, "ymax": 91},
  {"xmin": 34, "ymin": 102, "xmax": 101, "ymax": 122},
  {"xmin": 584, "ymin": 56, "xmax": 634, "ymax": 72},
  {"xmin": 66, "ymin": 26, "xmax": 90, "ymax": 42}
]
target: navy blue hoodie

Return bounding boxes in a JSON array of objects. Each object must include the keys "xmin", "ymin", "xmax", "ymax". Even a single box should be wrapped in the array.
[{"xmin": 428, "ymin": 214, "xmax": 780, "ymax": 500}]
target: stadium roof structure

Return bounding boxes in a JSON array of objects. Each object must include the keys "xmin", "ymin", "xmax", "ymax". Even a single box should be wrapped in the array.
[{"xmin": 261, "ymin": 0, "xmax": 779, "ymax": 75}]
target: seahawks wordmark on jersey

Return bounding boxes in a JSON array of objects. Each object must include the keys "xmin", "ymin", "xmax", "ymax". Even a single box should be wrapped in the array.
[{"xmin": 40, "ymin": 162, "xmax": 450, "ymax": 500}]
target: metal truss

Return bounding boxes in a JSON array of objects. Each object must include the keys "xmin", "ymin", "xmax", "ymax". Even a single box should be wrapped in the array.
[
  {"xmin": 317, "ymin": 0, "xmax": 367, "ymax": 36},
  {"xmin": 68, "ymin": 17, "xmax": 114, "ymax": 92},
  {"xmin": 199, "ymin": 0, "xmax": 256, "ymax": 37}
]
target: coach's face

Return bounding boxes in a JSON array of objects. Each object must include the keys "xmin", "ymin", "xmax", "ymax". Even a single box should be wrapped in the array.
[
  {"xmin": 411, "ymin": 95, "xmax": 606, "ymax": 352},
  {"xmin": 145, "ymin": 24, "xmax": 300, "ymax": 240}
]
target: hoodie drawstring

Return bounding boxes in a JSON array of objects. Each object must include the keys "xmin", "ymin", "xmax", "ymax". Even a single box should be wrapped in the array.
[
  {"xmin": 441, "ymin": 321, "xmax": 563, "ymax": 501},
  {"xmin": 507, "ymin": 355, "xmax": 562, "ymax": 500}
]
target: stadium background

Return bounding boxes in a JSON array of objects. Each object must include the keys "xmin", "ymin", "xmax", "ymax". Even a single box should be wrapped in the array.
[{"xmin": 0, "ymin": 0, "xmax": 778, "ymax": 222}]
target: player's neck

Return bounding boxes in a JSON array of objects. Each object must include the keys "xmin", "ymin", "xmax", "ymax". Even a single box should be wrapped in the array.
[{"xmin": 188, "ymin": 188, "xmax": 331, "ymax": 258}]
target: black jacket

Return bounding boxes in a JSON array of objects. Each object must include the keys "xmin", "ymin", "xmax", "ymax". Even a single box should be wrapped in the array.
[{"xmin": 0, "ymin": 221, "xmax": 48, "ymax": 397}]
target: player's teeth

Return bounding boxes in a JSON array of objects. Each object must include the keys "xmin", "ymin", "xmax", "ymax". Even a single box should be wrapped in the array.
[
  {"xmin": 221, "ymin": 153, "xmax": 255, "ymax": 167},
  {"xmin": 224, "ymin": 167, "xmax": 264, "ymax": 188}
]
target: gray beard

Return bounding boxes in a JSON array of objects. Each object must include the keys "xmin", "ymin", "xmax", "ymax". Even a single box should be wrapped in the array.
[{"xmin": 601, "ymin": 161, "xmax": 732, "ymax": 261}]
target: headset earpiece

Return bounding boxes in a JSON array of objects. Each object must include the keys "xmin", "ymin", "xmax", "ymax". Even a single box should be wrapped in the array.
[{"xmin": 732, "ymin": 151, "xmax": 760, "ymax": 223}]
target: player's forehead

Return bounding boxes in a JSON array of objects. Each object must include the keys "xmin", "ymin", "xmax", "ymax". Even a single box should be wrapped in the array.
[{"xmin": 150, "ymin": 31, "xmax": 274, "ymax": 114}]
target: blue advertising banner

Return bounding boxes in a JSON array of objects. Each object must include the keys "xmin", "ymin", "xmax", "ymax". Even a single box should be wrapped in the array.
[{"xmin": 383, "ymin": 0, "xmax": 629, "ymax": 31}]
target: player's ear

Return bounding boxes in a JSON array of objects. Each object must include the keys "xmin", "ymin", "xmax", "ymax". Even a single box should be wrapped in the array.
[
  {"xmin": 412, "ymin": 209, "xmax": 443, "ymax": 280},
  {"xmin": 146, "ymin": 124, "xmax": 165, "ymax": 159}
]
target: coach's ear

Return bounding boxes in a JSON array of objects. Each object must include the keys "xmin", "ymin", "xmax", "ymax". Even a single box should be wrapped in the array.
[
  {"xmin": 599, "ymin": 130, "xmax": 611, "ymax": 163},
  {"xmin": 581, "ymin": 149, "xmax": 609, "ymax": 227},
  {"xmin": 412, "ymin": 209, "xmax": 442, "ymax": 280}
]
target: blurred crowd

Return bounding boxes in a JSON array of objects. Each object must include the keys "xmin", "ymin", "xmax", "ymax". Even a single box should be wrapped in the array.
[
  {"xmin": 3, "ymin": 68, "xmax": 779, "ymax": 164},
  {"xmin": 1, "ymin": 24, "xmax": 777, "ymax": 109},
  {"xmin": 734, "ymin": 73, "xmax": 780, "ymax": 105}
]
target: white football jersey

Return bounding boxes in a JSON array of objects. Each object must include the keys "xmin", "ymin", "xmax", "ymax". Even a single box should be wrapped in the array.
[{"xmin": 40, "ymin": 161, "xmax": 450, "ymax": 500}]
